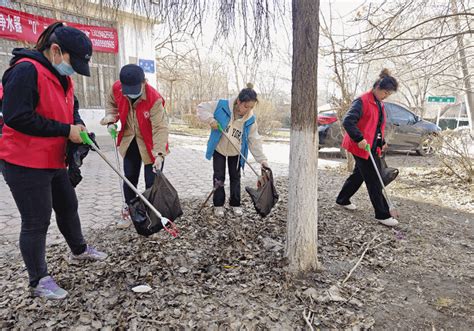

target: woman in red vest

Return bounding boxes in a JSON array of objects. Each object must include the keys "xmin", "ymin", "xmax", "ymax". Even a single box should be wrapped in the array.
[
  {"xmin": 0, "ymin": 22, "xmax": 107, "ymax": 300},
  {"xmin": 100, "ymin": 64, "xmax": 169, "ymax": 228},
  {"xmin": 336, "ymin": 69, "xmax": 399, "ymax": 227}
]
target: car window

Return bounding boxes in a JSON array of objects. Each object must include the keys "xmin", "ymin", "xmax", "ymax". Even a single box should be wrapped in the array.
[
  {"xmin": 319, "ymin": 111, "xmax": 336, "ymax": 117},
  {"xmin": 385, "ymin": 103, "xmax": 415, "ymax": 124}
]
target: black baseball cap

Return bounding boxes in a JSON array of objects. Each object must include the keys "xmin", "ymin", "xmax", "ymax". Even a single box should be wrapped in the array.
[
  {"xmin": 120, "ymin": 64, "xmax": 145, "ymax": 95},
  {"xmin": 55, "ymin": 26, "xmax": 93, "ymax": 76}
]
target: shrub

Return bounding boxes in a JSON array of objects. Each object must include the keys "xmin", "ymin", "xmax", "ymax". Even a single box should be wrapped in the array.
[
  {"xmin": 434, "ymin": 128, "xmax": 473, "ymax": 183},
  {"xmin": 182, "ymin": 113, "xmax": 208, "ymax": 129},
  {"xmin": 253, "ymin": 99, "xmax": 281, "ymax": 135}
]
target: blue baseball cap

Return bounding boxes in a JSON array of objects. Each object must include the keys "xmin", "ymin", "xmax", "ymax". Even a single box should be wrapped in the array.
[
  {"xmin": 120, "ymin": 64, "xmax": 145, "ymax": 95},
  {"xmin": 55, "ymin": 26, "xmax": 93, "ymax": 76}
]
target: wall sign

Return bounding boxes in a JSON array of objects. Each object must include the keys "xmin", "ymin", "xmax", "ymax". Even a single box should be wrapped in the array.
[
  {"xmin": 0, "ymin": 5, "xmax": 119, "ymax": 53},
  {"xmin": 138, "ymin": 58, "xmax": 155, "ymax": 73}
]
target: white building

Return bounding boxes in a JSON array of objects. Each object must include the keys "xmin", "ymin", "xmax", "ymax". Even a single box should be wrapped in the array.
[{"xmin": 0, "ymin": 0, "xmax": 159, "ymax": 135}]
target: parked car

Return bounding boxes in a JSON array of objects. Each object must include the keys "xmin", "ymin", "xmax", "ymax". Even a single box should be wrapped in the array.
[{"xmin": 318, "ymin": 102, "xmax": 441, "ymax": 156}]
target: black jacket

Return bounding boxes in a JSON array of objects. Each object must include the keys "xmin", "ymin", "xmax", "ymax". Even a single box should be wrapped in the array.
[
  {"xmin": 342, "ymin": 95, "xmax": 385, "ymax": 149},
  {"xmin": 1, "ymin": 48, "xmax": 84, "ymax": 138}
]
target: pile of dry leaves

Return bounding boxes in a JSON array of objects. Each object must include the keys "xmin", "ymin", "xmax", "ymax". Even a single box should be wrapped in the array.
[{"xmin": 0, "ymin": 170, "xmax": 472, "ymax": 329}]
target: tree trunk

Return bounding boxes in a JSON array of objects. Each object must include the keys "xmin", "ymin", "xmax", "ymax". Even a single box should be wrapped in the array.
[
  {"xmin": 346, "ymin": 152, "xmax": 354, "ymax": 172},
  {"xmin": 451, "ymin": 0, "xmax": 474, "ymax": 133},
  {"xmin": 286, "ymin": 0, "xmax": 320, "ymax": 273}
]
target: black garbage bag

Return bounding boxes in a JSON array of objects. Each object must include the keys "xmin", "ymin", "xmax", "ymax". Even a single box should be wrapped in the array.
[
  {"xmin": 66, "ymin": 132, "xmax": 98, "ymax": 187},
  {"xmin": 129, "ymin": 170, "xmax": 183, "ymax": 237},
  {"xmin": 245, "ymin": 166, "xmax": 279, "ymax": 217},
  {"xmin": 380, "ymin": 153, "xmax": 399, "ymax": 186}
]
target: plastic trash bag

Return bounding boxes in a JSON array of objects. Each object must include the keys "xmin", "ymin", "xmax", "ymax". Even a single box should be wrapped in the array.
[
  {"xmin": 66, "ymin": 132, "xmax": 98, "ymax": 187},
  {"xmin": 245, "ymin": 166, "xmax": 279, "ymax": 217},
  {"xmin": 129, "ymin": 170, "xmax": 183, "ymax": 237},
  {"xmin": 380, "ymin": 153, "xmax": 399, "ymax": 186}
]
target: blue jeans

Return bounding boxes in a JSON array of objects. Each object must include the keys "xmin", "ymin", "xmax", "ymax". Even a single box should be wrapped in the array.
[{"xmin": 1, "ymin": 160, "xmax": 87, "ymax": 286}]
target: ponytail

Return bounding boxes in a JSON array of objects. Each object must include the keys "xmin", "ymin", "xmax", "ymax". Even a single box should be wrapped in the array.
[
  {"xmin": 237, "ymin": 82, "xmax": 258, "ymax": 102},
  {"xmin": 373, "ymin": 68, "xmax": 398, "ymax": 92},
  {"xmin": 35, "ymin": 22, "xmax": 64, "ymax": 51}
]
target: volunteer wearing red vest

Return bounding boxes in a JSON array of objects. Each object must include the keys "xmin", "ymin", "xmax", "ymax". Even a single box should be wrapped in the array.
[
  {"xmin": 336, "ymin": 69, "xmax": 399, "ymax": 227},
  {"xmin": 0, "ymin": 84, "xmax": 4, "ymax": 136},
  {"xmin": 0, "ymin": 22, "xmax": 107, "ymax": 300},
  {"xmin": 100, "ymin": 64, "xmax": 169, "ymax": 228}
]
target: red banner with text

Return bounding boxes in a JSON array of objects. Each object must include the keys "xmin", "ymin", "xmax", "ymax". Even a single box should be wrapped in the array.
[{"xmin": 0, "ymin": 6, "xmax": 118, "ymax": 53}]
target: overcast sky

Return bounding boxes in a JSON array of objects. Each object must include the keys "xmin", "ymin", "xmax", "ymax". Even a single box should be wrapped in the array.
[{"xmin": 155, "ymin": 0, "xmax": 369, "ymax": 101}]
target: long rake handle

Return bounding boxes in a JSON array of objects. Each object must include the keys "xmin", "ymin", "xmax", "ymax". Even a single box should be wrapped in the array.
[
  {"xmin": 198, "ymin": 187, "xmax": 217, "ymax": 213},
  {"xmin": 198, "ymin": 179, "xmax": 224, "ymax": 213},
  {"xmin": 217, "ymin": 123, "xmax": 260, "ymax": 177},
  {"xmin": 112, "ymin": 136, "xmax": 127, "ymax": 207},
  {"xmin": 80, "ymin": 132, "xmax": 165, "ymax": 221},
  {"xmin": 365, "ymin": 145, "xmax": 395, "ymax": 208}
]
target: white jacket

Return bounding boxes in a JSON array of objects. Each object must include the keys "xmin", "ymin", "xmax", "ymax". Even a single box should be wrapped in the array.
[{"xmin": 197, "ymin": 98, "xmax": 267, "ymax": 163}]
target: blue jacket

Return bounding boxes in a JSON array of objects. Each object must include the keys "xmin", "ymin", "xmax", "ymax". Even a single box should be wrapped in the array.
[{"xmin": 205, "ymin": 99, "xmax": 255, "ymax": 168}]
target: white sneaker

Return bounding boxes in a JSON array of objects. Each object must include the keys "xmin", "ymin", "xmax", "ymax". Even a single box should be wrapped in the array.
[
  {"xmin": 232, "ymin": 206, "xmax": 243, "ymax": 216},
  {"xmin": 31, "ymin": 276, "xmax": 68, "ymax": 300},
  {"xmin": 377, "ymin": 217, "xmax": 399, "ymax": 227},
  {"xmin": 337, "ymin": 203, "xmax": 357, "ymax": 210},
  {"xmin": 116, "ymin": 217, "xmax": 132, "ymax": 229},
  {"xmin": 70, "ymin": 245, "xmax": 108, "ymax": 261},
  {"xmin": 214, "ymin": 207, "xmax": 225, "ymax": 217},
  {"xmin": 117, "ymin": 206, "xmax": 132, "ymax": 229}
]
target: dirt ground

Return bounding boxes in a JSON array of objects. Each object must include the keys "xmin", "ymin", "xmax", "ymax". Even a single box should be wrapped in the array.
[{"xmin": 0, "ymin": 154, "xmax": 473, "ymax": 330}]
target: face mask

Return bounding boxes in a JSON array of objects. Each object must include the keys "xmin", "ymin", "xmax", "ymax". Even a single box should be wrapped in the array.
[
  {"xmin": 52, "ymin": 49, "xmax": 75, "ymax": 76},
  {"xmin": 126, "ymin": 91, "xmax": 143, "ymax": 99}
]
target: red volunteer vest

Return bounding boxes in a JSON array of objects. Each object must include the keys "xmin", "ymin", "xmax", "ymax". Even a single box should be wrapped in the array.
[
  {"xmin": 112, "ymin": 81, "xmax": 166, "ymax": 162},
  {"xmin": 341, "ymin": 91, "xmax": 386, "ymax": 160},
  {"xmin": 0, "ymin": 58, "xmax": 74, "ymax": 169}
]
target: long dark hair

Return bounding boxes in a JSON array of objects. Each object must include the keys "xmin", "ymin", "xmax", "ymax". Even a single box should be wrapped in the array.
[
  {"xmin": 237, "ymin": 83, "xmax": 258, "ymax": 102},
  {"xmin": 372, "ymin": 69, "xmax": 398, "ymax": 92},
  {"xmin": 34, "ymin": 22, "xmax": 64, "ymax": 52}
]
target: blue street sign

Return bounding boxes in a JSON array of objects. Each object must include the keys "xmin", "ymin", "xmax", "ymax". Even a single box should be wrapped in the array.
[{"xmin": 138, "ymin": 59, "xmax": 155, "ymax": 74}]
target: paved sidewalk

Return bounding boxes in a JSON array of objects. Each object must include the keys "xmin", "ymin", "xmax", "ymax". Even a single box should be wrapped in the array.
[
  {"xmin": 0, "ymin": 135, "xmax": 296, "ymax": 249},
  {"xmin": 0, "ymin": 133, "xmax": 341, "ymax": 254}
]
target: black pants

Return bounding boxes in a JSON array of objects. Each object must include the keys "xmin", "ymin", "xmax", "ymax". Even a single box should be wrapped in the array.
[
  {"xmin": 1, "ymin": 161, "xmax": 87, "ymax": 287},
  {"xmin": 336, "ymin": 154, "xmax": 391, "ymax": 220},
  {"xmin": 213, "ymin": 151, "xmax": 241, "ymax": 207},
  {"xmin": 123, "ymin": 139, "xmax": 157, "ymax": 204}
]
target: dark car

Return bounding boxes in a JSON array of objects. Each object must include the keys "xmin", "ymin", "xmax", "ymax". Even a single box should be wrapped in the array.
[{"xmin": 318, "ymin": 102, "xmax": 441, "ymax": 156}]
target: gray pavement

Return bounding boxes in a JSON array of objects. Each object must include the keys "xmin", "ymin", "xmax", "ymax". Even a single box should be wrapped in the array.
[
  {"xmin": 0, "ymin": 134, "xmax": 306, "ymax": 252},
  {"xmin": 0, "ymin": 133, "xmax": 342, "ymax": 254}
]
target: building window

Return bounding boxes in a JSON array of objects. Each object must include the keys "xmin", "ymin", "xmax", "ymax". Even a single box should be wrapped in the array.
[
  {"xmin": 71, "ymin": 53, "xmax": 117, "ymax": 109},
  {"xmin": 87, "ymin": 67, "xmax": 102, "ymax": 108},
  {"xmin": 103, "ymin": 66, "xmax": 117, "ymax": 98},
  {"xmin": 73, "ymin": 71, "xmax": 85, "ymax": 107}
]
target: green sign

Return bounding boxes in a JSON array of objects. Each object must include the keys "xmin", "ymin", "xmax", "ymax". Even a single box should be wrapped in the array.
[{"xmin": 427, "ymin": 96, "xmax": 456, "ymax": 103}]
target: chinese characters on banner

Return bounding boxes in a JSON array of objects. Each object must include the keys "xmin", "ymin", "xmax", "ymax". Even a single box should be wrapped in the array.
[{"xmin": 0, "ymin": 5, "xmax": 118, "ymax": 53}]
